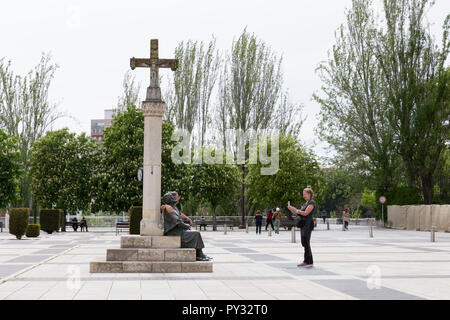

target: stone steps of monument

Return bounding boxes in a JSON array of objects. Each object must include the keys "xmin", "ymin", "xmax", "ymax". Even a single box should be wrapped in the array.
[
  {"xmin": 90, "ymin": 260, "xmax": 213, "ymax": 273},
  {"xmin": 106, "ymin": 248, "xmax": 196, "ymax": 262},
  {"xmin": 120, "ymin": 235, "xmax": 181, "ymax": 248}
]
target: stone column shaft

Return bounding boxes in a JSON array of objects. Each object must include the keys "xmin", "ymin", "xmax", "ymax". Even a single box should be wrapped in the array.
[{"xmin": 140, "ymin": 96, "xmax": 165, "ymax": 236}]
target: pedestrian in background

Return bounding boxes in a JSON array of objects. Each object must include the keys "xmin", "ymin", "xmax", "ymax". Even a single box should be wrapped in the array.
[
  {"xmin": 273, "ymin": 207, "xmax": 282, "ymax": 234},
  {"xmin": 265, "ymin": 209, "xmax": 274, "ymax": 231},
  {"xmin": 342, "ymin": 208, "xmax": 350, "ymax": 230},
  {"xmin": 255, "ymin": 210, "xmax": 263, "ymax": 234},
  {"xmin": 321, "ymin": 209, "xmax": 327, "ymax": 224}
]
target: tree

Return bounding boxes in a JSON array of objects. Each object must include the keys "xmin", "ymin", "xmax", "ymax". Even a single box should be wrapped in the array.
[
  {"xmin": 314, "ymin": 0, "xmax": 449, "ymax": 204},
  {"xmin": 30, "ymin": 129, "xmax": 98, "ymax": 213},
  {"xmin": 246, "ymin": 134, "xmax": 325, "ymax": 211},
  {"xmin": 272, "ymin": 92, "xmax": 305, "ymax": 137},
  {"xmin": 167, "ymin": 37, "xmax": 220, "ymax": 145},
  {"xmin": 321, "ymin": 168, "xmax": 358, "ymax": 214},
  {"xmin": 375, "ymin": 0, "xmax": 449, "ymax": 203},
  {"xmin": 222, "ymin": 29, "xmax": 285, "ymax": 227},
  {"xmin": 0, "ymin": 53, "xmax": 62, "ymax": 207},
  {"xmin": 361, "ymin": 188, "xmax": 376, "ymax": 214},
  {"xmin": 376, "ymin": 0, "xmax": 450, "ymax": 204},
  {"xmin": 189, "ymin": 149, "xmax": 241, "ymax": 230},
  {"xmin": 94, "ymin": 105, "xmax": 188, "ymax": 213},
  {"xmin": 314, "ymin": 0, "xmax": 399, "ymax": 201},
  {"xmin": 93, "ymin": 105, "xmax": 143, "ymax": 213},
  {"xmin": 433, "ymin": 147, "xmax": 450, "ymax": 204},
  {"xmin": 117, "ymin": 71, "xmax": 141, "ymax": 112},
  {"xmin": 0, "ymin": 129, "xmax": 22, "ymax": 209}
]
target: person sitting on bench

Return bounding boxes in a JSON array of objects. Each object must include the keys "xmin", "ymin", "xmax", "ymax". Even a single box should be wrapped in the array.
[
  {"xmin": 161, "ymin": 191, "xmax": 212, "ymax": 261},
  {"xmin": 80, "ymin": 217, "xmax": 88, "ymax": 232},
  {"xmin": 71, "ymin": 217, "xmax": 79, "ymax": 232},
  {"xmin": 199, "ymin": 216, "xmax": 207, "ymax": 231}
]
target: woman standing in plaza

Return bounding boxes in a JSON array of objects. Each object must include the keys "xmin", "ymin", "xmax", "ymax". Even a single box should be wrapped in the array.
[{"xmin": 288, "ymin": 186, "xmax": 316, "ymax": 268}]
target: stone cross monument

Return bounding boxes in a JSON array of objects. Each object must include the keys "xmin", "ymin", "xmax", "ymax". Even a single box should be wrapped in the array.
[
  {"xmin": 90, "ymin": 39, "xmax": 212, "ymax": 273},
  {"xmin": 130, "ymin": 39, "xmax": 178, "ymax": 236}
]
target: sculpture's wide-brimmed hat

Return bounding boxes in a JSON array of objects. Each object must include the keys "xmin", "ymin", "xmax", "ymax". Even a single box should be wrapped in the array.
[{"xmin": 163, "ymin": 191, "xmax": 177, "ymax": 205}]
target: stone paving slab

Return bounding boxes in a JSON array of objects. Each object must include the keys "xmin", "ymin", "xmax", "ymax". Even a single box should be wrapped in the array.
[
  {"xmin": 6, "ymin": 255, "xmax": 53, "ymax": 263},
  {"xmin": 312, "ymin": 279, "xmax": 424, "ymax": 300},
  {"xmin": 0, "ymin": 224, "xmax": 450, "ymax": 299}
]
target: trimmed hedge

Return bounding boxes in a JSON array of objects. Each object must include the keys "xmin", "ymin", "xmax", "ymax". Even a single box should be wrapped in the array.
[
  {"xmin": 40, "ymin": 209, "xmax": 61, "ymax": 234},
  {"xmin": 26, "ymin": 224, "xmax": 40, "ymax": 237},
  {"xmin": 9, "ymin": 208, "xmax": 29, "ymax": 240},
  {"xmin": 129, "ymin": 206, "xmax": 142, "ymax": 235}
]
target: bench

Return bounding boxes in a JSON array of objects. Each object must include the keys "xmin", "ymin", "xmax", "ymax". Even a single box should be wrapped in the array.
[
  {"xmin": 64, "ymin": 221, "xmax": 79, "ymax": 229},
  {"xmin": 194, "ymin": 220, "xmax": 233, "ymax": 231},
  {"xmin": 63, "ymin": 221, "xmax": 88, "ymax": 231},
  {"xmin": 116, "ymin": 222, "xmax": 129, "ymax": 235},
  {"xmin": 281, "ymin": 219, "xmax": 296, "ymax": 230}
]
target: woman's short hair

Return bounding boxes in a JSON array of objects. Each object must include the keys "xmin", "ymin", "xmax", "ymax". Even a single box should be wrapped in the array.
[{"xmin": 303, "ymin": 186, "xmax": 314, "ymax": 199}]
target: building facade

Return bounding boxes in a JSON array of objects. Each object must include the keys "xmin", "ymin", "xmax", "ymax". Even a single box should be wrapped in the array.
[{"xmin": 90, "ymin": 109, "xmax": 116, "ymax": 143}]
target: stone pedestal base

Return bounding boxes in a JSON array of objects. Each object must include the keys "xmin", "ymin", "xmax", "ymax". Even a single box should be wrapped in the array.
[
  {"xmin": 90, "ymin": 235, "xmax": 213, "ymax": 273},
  {"xmin": 140, "ymin": 218, "xmax": 164, "ymax": 236}
]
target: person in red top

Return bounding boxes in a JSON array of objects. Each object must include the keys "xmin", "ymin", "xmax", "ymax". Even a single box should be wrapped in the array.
[{"xmin": 265, "ymin": 209, "xmax": 274, "ymax": 231}]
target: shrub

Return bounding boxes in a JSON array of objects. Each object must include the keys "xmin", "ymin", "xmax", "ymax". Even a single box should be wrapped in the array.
[
  {"xmin": 40, "ymin": 209, "xmax": 61, "ymax": 234},
  {"xmin": 9, "ymin": 208, "xmax": 29, "ymax": 239},
  {"xmin": 129, "ymin": 206, "xmax": 142, "ymax": 235},
  {"xmin": 26, "ymin": 224, "xmax": 40, "ymax": 237}
]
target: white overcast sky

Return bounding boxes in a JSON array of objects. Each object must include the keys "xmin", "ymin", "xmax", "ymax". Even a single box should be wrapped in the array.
[{"xmin": 1, "ymin": 0, "xmax": 448, "ymax": 158}]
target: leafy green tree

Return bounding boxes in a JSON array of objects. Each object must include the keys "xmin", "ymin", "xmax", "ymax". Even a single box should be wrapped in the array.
[
  {"xmin": 433, "ymin": 148, "xmax": 450, "ymax": 204},
  {"xmin": 361, "ymin": 188, "xmax": 376, "ymax": 213},
  {"xmin": 220, "ymin": 29, "xmax": 288, "ymax": 227},
  {"xmin": 93, "ymin": 105, "xmax": 143, "ymax": 212},
  {"xmin": 0, "ymin": 53, "xmax": 63, "ymax": 208},
  {"xmin": 30, "ymin": 129, "xmax": 98, "ymax": 213},
  {"xmin": 375, "ymin": 0, "xmax": 449, "ymax": 203},
  {"xmin": 314, "ymin": 0, "xmax": 399, "ymax": 200},
  {"xmin": 167, "ymin": 37, "xmax": 220, "ymax": 147},
  {"xmin": 361, "ymin": 188, "xmax": 376, "ymax": 208},
  {"xmin": 94, "ymin": 105, "xmax": 188, "ymax": 213},
  {"xmin": 0, "ymin": 129, "xmax": 22, "ymax": 209},
  {"xmin": 189, "ymin": 149, "xmax": 241, "ymax": 230},
  {"xmin": 117, "ymin": 71, "xmax": 141, "ymax": 112},
  {"xmin": 315, "ymin": 0, "xmax": 449, "ymax": 204},
  {"xmin": 246, "ymin": 134, "xmax": 325, "ymax": 211},
  {"xmin": 322, "ymin": 167, "xmax": 357, "ymax": 214}
]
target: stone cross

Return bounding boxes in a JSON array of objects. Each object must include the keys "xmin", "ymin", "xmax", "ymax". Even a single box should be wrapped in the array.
[
  {"xmin": 130, "ymin": 39, "xmax": 178, "ymax": 100},
  {"xmin": 130, "ymin": 39, "xmax": 178, "ymax": 236}
]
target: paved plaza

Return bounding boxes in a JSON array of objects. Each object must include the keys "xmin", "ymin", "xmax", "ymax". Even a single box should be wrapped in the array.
[{"xmin": 0, "ymin": 224, "xmax": 450, "ymax": 300}]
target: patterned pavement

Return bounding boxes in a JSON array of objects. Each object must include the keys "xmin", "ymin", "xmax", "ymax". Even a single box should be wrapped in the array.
[{"xmin": 0, "ymin": 223, "xmax": 450, "ymax": 300}]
